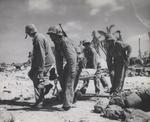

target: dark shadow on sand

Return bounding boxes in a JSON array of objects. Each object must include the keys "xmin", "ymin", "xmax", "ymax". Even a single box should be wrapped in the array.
[
  {"xmin": 1, "ymin": 94, "xmax": 110, "ymax": 112},
  {"xmin": 7, "ymin": 106, "xmax": 65, "ymax": 112},
  {"xmin": 0, "ymin": 97, "xmax": 64, "ymax": 112},
  {"xmin": 0, "ymin": 99, "xmax": 33, "ymax": 107}
]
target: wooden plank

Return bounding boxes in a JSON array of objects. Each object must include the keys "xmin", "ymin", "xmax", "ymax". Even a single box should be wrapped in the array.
[{"xmin": 79, "ymin": 75, "xmax": 95, "ymax": 80}]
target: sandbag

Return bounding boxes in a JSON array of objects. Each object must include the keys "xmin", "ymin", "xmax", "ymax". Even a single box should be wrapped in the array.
[
  {"xmin": 136, "ymin": 88, "xmax": 150, "ymax": 111},
  {"xmin": 124, "ymin": 109, "xmax": 150, "ymax": 122},
  {"xmin": 137, "ymin": 88, "xmax": 150, "ymax": 102},
  {"xmin": 125, "ymin": 92, "xmax": 142, "ymax": 108},
  {"xmin": 94, "ymin": 98, "xmax": 109, "ymax": 113},
  {"xmin": 109, "ymin": 96, "xmax": 125, "ymax": 108},
  {"xmin": 103, "ymin": 105, "xmax": 125, "ymax": 120}
]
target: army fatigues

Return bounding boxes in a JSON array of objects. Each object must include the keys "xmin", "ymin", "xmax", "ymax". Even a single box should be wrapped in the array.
[
  {"xmin": 74, "ymin": 51, "xmax": 87, "ymax": 90},
  {"xmin": 80, "ymin": 46, "xmax": 108, "ymax": 94},
  {"xmin": 28, "ymin": 33, "xmax": 55, "ymax": 102},
  {"xmin": 54, "ymin": 37, "xmax": 77, "ymax": 108},
  {"xmin": 94, "ymin": 68, "xmax": 108, "ymax": 92},
  {"xmin": 106, "ymin": 41, "xmax": 131, "ymax": 94}
]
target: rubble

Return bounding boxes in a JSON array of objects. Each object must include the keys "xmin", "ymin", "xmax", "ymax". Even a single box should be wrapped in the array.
[
  {"xmin": 93, "ymin": 88, "xmax": 150, "ymax": 121},
  {"xmin": 0, "ymin": 61, "xmax": 30, "ymax": 73},
  {"xmin": 109, "ymin": 96, "xmax": 126, "ymax": 108}
]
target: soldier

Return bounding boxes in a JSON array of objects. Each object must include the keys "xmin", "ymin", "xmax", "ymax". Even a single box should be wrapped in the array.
[
  {"xmin": 80, "ymin": 40, "xmax": 109, "ymax": 94},
  {"xmin": 47, "ymin": 26, "xmax": 77, "ymax": 111},
  {"xmin": 114, "ymin": 30, "xmax": 123, "ymax": 42},
  {"xmin": 28, "ymin": 51, "xmax": 32, "ymax": 64},
  {"xmin": 25, "ymin": 24, "xmax": 55, "ymax": 107},
  {"xmin": 105, "ymin": 35, "xmax": 131, "ymax": 96},
  {"xmin": 74, "ymin": 47, "xmax": 87, "ymax": 90}
]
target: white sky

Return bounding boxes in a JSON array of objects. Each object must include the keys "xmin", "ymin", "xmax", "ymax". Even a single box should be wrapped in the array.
[{"xmin": 0, "ymin": 0, "xmax": 150, "ymax": 63}]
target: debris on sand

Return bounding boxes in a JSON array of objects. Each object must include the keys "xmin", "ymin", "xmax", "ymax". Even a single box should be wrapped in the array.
[{"xmin": 94, "ymin": 89, "xmax": 150, "ymax": 121}]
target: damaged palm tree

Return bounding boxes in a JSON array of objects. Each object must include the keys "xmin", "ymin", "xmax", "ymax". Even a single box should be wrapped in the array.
[
  {"xmin": 91, "ymin": 30, "xmax": 102, "ymax": 56},
  {"xmin": 97, "ymin": 24, "xmax": 115, "ymax": 56},
  {"xmin": 106, "ymin": 24, "xmax": 115, "ymax": 34},
  {"xmin": 97, "ymin": 30, "xmax": 111, "ymax": 55}
]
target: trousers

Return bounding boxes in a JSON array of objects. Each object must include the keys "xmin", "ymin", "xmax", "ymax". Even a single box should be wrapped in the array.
[
  {"xmin": 110, "ymin": 61, "xmax": 127, "ymax": 94},
  {"xmin": 80, "ymin": 69, "xmax": 108, "ymax": 93},
  {"xmin": 58, "ymin": 63, "xmax": 77, "ymax": 108},
  {"xmin": 28, "ymin": 66, "xmax": 51, "ymax": 101}
]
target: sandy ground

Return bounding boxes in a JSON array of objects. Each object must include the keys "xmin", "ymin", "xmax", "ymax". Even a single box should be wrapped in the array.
[{"xmin": 0, "ymin": 67, "xmax": 150, "ymax": 122}]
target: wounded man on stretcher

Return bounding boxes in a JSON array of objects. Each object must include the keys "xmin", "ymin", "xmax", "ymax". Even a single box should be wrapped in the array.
[{"xmin": 79, "ymin": 68, "xmax": 109, "ymax": 95}]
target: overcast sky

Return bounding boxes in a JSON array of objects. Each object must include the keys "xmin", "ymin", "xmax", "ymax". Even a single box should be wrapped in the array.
[{"xmin": 0, "ymin": 0, "xmax": 150, "ymax": 63}]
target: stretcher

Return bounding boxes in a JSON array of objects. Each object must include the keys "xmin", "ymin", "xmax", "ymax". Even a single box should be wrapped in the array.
[
  {"xmin": 79, "ymin": 68, "xmax": 96, "ymax": 80},
  {"xmin": 52, "ymin": 68, "xmax": 110, "ymax": 97},
  {"xmin": 79, "ymin": 69, "xmax": 110, "ymax": 97},
  {"xmin": 79, "ymin": 75, "xmax": 95, "ymax": 80}
]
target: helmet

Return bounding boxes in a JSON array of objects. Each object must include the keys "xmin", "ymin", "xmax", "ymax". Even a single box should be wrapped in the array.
[
  {"xmin": 25, "ymin": 24, "xmax": 37, "ymax": 39},
  {"xmin": 83, "ymin": 40, "xmax": 91, "ymax": 46},
  {"xmin": 47, "ymin": 26, "xmax": 62, "ymax": 36},
  {"xmin": 25, "ymin": 24, "xmax": 37, "ymax": 34}
]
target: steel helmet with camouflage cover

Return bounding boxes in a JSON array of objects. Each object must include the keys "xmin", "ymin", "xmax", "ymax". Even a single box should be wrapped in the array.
[
  {"xmin": 47, "ymin": 26, "xmax": 63, "ymax": 36},
  {"xmin": 25, "ymin": 24, "xmax": 37, "ymax": 39}
]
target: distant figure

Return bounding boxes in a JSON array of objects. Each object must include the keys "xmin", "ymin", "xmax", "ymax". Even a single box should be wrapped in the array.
[
  {"xmin": 74, "ymin": 47, "xmax": 87, "ymax": 90},
  {"xmin": 28, "ymin": 51, "xmax": 32, "ymax": 64},
  {"xmin": 25, "ymin": 24, "xmax": 55, "ymax": 107},
  {"xmin": 47, "ymin": 26, "xmax": 77, "ymax": 111},
  {"xmin": 80, "ymin": 40, "xmax": 109, "ymax": 94},
  {"xmin": 115, "ymin": 30, "xmax": 123, "ymax": 42},
  {"xmin": 105, "ymin": 35, "xmax": 131, "ymax": 96}
]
